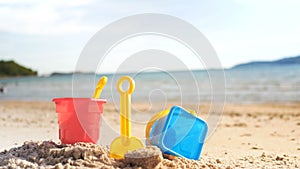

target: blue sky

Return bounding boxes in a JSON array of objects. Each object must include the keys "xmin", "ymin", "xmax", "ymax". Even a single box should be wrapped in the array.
[{"xmin": 1, "ymin": 0, "xmax": 300, "ymax": 74}]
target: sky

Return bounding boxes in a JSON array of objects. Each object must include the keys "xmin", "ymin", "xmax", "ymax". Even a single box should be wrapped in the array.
[{"xmin": 0, "ymin": 0, "xmax": 300, "ymax": 75}]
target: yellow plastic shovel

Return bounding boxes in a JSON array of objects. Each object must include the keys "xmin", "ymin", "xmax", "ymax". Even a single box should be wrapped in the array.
[
  {"xmin": 109, "ymin": 76, "xmax": 144, "ymax": 159},
  {"xmin": 93, "ymin": 76, "xmax": 108, "ymax": 99}
]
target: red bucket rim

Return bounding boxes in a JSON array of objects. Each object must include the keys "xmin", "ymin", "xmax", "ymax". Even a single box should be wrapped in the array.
[{"xmin": 52, "ymin": 97, "xmax": 107, "ymax": 103}]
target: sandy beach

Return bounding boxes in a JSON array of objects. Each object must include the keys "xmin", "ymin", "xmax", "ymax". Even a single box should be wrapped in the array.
[{"xmin": 0, "ymin": 100, "xmax": 299, "ymax": 168}]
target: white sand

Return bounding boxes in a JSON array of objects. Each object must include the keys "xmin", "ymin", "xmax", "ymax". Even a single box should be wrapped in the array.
[{"xmin": 0, "ymin": 100, "xmax": 299, "ymax": 168}]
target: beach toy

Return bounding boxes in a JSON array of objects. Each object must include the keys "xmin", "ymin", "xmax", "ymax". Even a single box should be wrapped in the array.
[
  {"xmin": 110, "ymin": 76, "xmax": 144, "ymax": 159},
  {"xmin": 147, "ymin": 106, "xmax": 208, "ymax": 160},
  {"xmin": 93, "ymin": 76, "xmax": 107, "ymax": 99},
  {"xmin": 145, "ymin": 108, "xmax": 197, "ymax": 145},
  {"xmin": 145, "ymin": 109, "xmax": 169, "ymax": 145},
  {"xmin": 52, "ymin": 76, "xmax": 107, "ymax": 144}
]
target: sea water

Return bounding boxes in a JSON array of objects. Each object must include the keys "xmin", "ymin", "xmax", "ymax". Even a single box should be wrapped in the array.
[{"xmin": 0, "ymin": 65, "xmax": 300, "ymax": 104}]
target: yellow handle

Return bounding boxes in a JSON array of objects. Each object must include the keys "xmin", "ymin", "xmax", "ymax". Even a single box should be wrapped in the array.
[
  {"xmin": 117, "ymin": 76, "xmax": 135, "ymax": 138},
  {"xmin": 145, "ymin": 109, "xmax": 170, "ymax": 145},
  {"xmin": 93, "ymin": 76, "xmax": 108, "ymax": 99}
]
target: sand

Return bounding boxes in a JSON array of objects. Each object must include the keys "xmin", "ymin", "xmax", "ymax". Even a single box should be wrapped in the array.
[
  {"xmin": 0, "ymin": 100, "xmax": 299, "ymax": 168},
  {"xmin": 1, "ymin": 141, "xmax": 298, "ymax": 169}
]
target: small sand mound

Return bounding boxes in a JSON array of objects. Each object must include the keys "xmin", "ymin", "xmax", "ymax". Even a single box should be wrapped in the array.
[
  {"xmin": 0, "ymin": 141, "xmax": 299, "ymax": 169},
  {"xmin": 0, "ymin": 141, "xmax": 118, "ymax": 168},
  {"xmin": 0, "ymin": 141, "xmax": 202, "ymax": 169}
]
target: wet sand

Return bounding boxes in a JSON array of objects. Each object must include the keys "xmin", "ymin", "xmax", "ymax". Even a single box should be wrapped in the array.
[{"xmin": 0, "ymin": 100, "xmax": 299, "ymax": 168}]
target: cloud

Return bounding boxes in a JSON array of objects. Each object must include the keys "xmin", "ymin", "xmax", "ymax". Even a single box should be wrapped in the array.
[
  {"xmin": 1, "ymin": 0, "xmax": 300, "ymax": 73},
  {"xmin": 0, "ymin": 0, "xmax": 96, "ymax": 35}
]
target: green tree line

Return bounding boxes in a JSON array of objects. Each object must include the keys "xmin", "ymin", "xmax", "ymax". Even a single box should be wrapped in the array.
[{"xmin": 0, "ymin": 60, "xmax": 37, "ymax": 77}]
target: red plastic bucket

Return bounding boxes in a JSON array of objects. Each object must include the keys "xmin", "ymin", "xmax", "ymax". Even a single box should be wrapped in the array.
[{"xmin": 52, "ymin": 98, "xmax": 106, "ymax": 144}]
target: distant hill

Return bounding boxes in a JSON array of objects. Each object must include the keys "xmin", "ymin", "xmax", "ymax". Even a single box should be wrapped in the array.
[
  {"xmin": 50, "ymin": 72, "xmax": 74, "ymax": 76},
  {"xmin": 232, "ymin": 55, "xmax": 300, "ymax": 69},
  {"xmin": 50, "ymin": 71, "xmax": 93, "ymax": 76},
  {"xmin": 0, "ymin": 60, "xmax": 37, "ymax": 77}
]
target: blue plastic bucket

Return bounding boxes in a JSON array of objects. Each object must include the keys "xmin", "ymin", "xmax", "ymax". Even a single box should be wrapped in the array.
[{"xmin": 149, "ymin": 106, "xmax": 208, "ymax": 160}]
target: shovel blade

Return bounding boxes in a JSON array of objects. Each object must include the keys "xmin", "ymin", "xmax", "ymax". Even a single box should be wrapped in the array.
[{"xmin": 110, "ymin": 136, "xmax": 144, "ymax": 159}]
